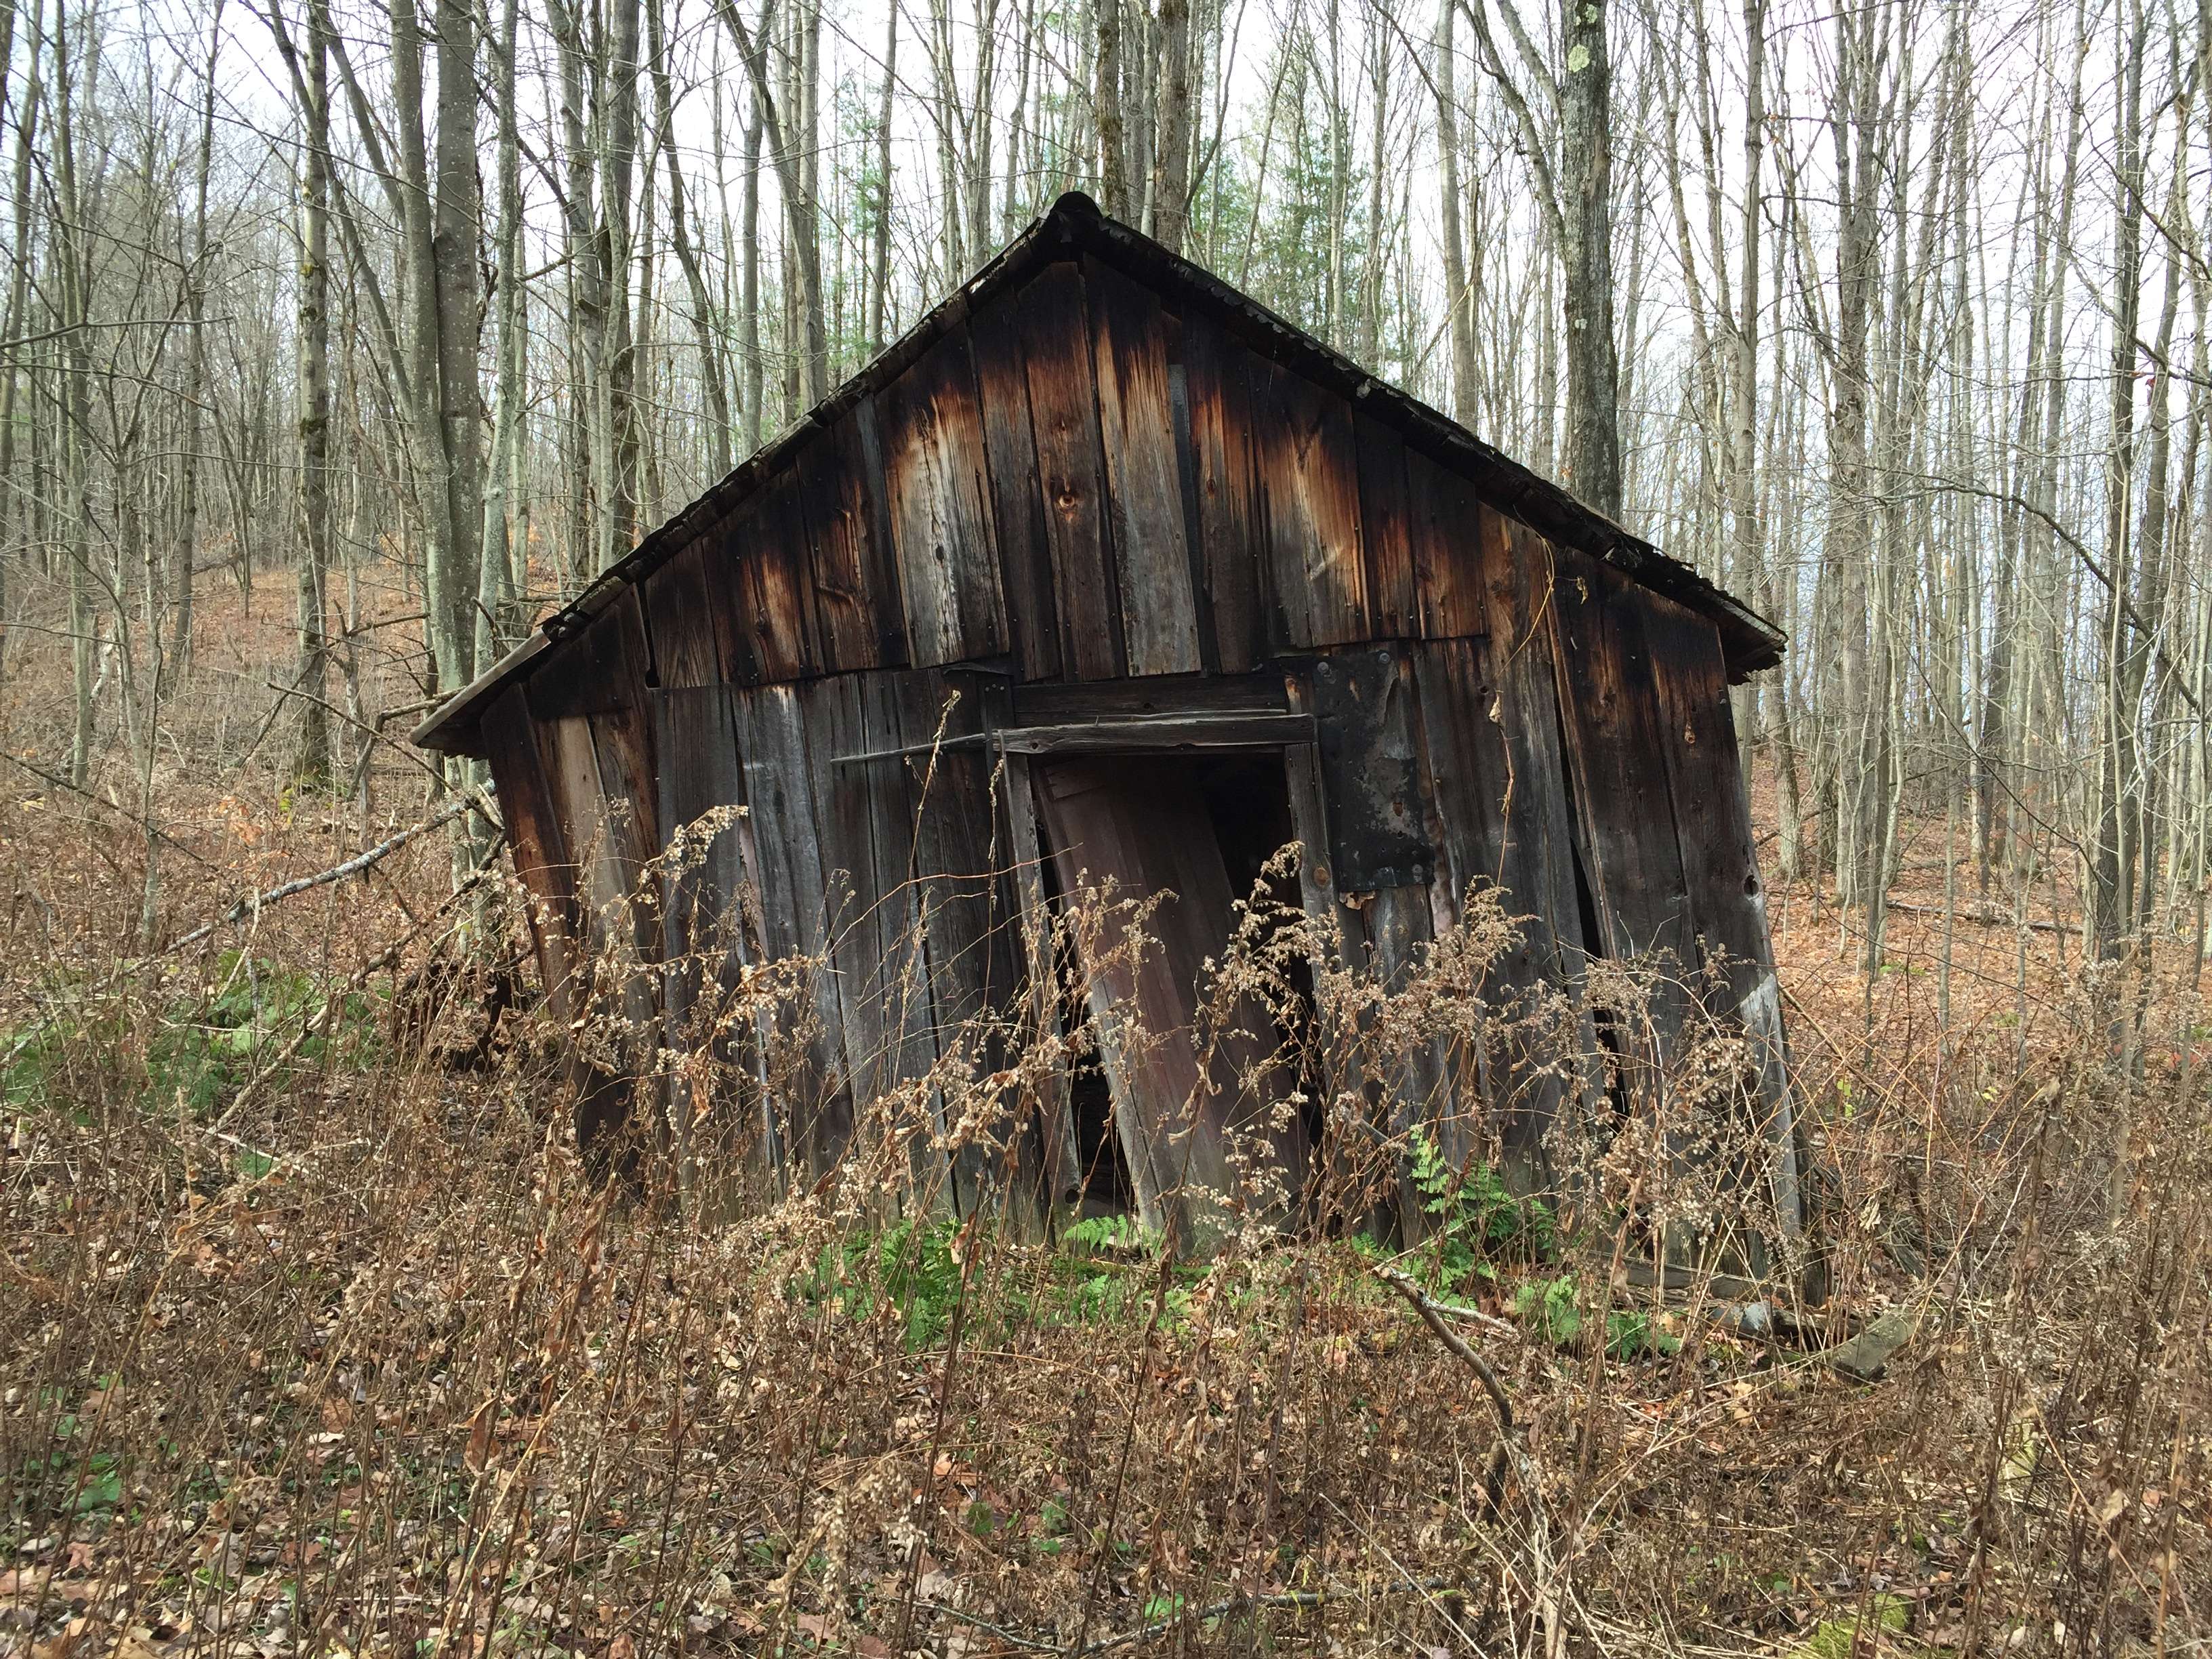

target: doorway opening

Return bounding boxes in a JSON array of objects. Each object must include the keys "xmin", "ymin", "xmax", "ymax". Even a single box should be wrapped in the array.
[{"xmin": 1029, "ymin": 749, "xmax": 1320, "ymax": 1236}]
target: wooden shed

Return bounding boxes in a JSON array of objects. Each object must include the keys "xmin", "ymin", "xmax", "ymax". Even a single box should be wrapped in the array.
[{"xmin": 415, "ymin": 192, "xmax": 1803, "ymax": 1252}]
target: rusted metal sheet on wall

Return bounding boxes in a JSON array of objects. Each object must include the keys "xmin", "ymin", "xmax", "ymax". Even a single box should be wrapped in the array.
[
  {"xmin": 1307, "ymin": 648, "xmax": 1434, "ymax": 894},
  {"xmin": 876, "ymin": 324, "xmax": 1008, "ymax": 667}
]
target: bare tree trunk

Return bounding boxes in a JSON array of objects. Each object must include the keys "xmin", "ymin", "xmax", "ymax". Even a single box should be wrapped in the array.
[
  {"xmin": 292, "ymin": 0, "xmax": 333, "ymax": 785},
  {"xmin": 171, "ymin": 0, "xmax": 219, "ymax": 687},
  {"xmin": 0, "ymin": 0, "xmax": 46, "ymax": 687},
  {"xmin": 2092, "ymin": 0, "xmax": 2148, "ymax": 961},
  {"xmin": 716, "ymin": 0, "xmax": 827, "ymax": 405},
  {"xmin": 869, "ymin": 3, "xmax": 895, "ymax": 354},
  {"xmin": 1557, "ymin": 0, "xmax": 1620, "ymax": 518},
  {"xmin": 480, "ymin": 0, "xmax": 525, "ymax": 654},
  {"xmin": 1151, "ymin": 0, "xmax": 1193, "ymax": 251},
  {"xmin": 739, "ymin": 96, "xmax": 764, "ymax": 451},
  {"xmin": 649, "ymin": 0, "xmax": 733, "ymax": 479},
  {"xmin": 1434, "ymin": 0, "xmax": 1475, "ymax": 422},
  {"xmin": 1096, "ymin": 0, "xmax": 1128, "ymax": 215}
]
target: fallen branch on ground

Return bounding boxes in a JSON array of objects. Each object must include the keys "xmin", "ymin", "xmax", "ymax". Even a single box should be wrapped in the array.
[
  {"xmin": 167, "ymin": 798, "xmax": 489, "ymax": 953},
  {"xmin": 1885, "ymin": 897, "xmax": 2068, "ymax": 936}
]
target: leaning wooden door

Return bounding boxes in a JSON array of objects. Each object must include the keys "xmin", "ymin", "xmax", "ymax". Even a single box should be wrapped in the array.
[{"xmin": 1033, "ymin": 756, "xmax": 1305, "ymax": 1248}]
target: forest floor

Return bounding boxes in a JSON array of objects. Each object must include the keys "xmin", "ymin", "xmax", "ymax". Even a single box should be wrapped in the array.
[{"xmin": 1, "ymin": 573, "xmax": 2207, "ymax": 1658}]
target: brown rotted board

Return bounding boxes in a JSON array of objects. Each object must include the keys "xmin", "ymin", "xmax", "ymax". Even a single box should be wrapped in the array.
[
  {"xmin": 588, "ymin": 702, "xmax": 663, "ymax": 1052},
  {"xmin": 725, "ymin": 466, "xmax": 823, "ymax": 684},
  {"xmin": 965, "ymin": 287, "xmax": 1061, "ymax": 682},
  {"xmin": 1012, "ymin": 259, "xmax": 1122, "ymax": 681},
  {"xmin": 727, "ymin": 682, "xmax": 855, "ymax": 1174},
  {"xmin": 650, "ymin": 689, "xmax": 749, "ymax": 1007},
  {"xmin": 1307, "ymin": 647, "xmax": 1458, "ymax": 1237},
  {"xmin": 529, "ymin": 584, "xmax": 653, "ymax": 720},
  {"xmin": 640, "ymin": 541, "xmax": 729, "ymax": 690},
  {"xmin": 1635, "ymin": 596, "xmax": 1805, "ymax": 1240},
  {"xmin": 482, "ymin": 685, "xmax": 579, "ymax": 1024},
  {"xmin": 875, "ymin": 323, "xmax": 1008, "ymax": 667},
  {"xmin": 1353, "ymin": 410, "xmax": 1416, "ymax": 640},
  {"xmin": 1083, "ymin": 255, "xmax": 1204, "ymax": 678},
  {"xmin": 651, "ymin": 684, "xmax": 775, "ymax": 1168},
  {"xmin": 1034, "ymin": 756, "xmax": 1306, "ymax": 1250},
  {"xmin": 800, "ymin": 405, "xmax": 903, "ymax": 671},
  {"xmin": 1440, "ymin": 510, "xmax": 1604, "ymax": 1176},
  {"xmin": 1404, "ymin": 445, "xmax": 1488, "ymax": 640},
  {"xmin": 1544, "ymin": 545, "xmax": 1694, "ymax": 1045},
  {"xmin": 1179, "ymin": 317, "xmax": 1265, "ymax": 672},
  {"xmin": 1250, "ymin": 356, "xmax": 1368, "ymax": 651}
]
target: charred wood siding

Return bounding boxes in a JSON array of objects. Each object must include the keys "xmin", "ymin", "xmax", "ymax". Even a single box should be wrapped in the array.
[
  {"xmin": 513, "ymin": 255, "xmax": 1709, "ymax": 698},
  {"xmin": 452, "ymin": 232, "xmax": 1798, "ymax": 1243}
]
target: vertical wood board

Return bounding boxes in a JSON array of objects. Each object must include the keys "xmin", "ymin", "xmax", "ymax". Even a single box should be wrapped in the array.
[
  {"xmin": 1084, "ymin": 255, "xmax": 1203, "ymax": 676},
  {"xmin": 876, "ymin": 326, "xmax": 1008, "ymax": 665}
]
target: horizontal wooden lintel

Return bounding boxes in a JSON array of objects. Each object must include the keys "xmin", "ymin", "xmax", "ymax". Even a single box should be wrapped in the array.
[{"xmin": 990, "ymin": 712, "xmax": 1316, "ymax": 755}]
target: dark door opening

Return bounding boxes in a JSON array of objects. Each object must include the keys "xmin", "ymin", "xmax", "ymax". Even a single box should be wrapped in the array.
[{"xmin": 1030, "ymin": 750, "xmax": 1317, "ymax": 1242}]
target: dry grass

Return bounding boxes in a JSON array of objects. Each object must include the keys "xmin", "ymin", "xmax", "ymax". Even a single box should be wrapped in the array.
[{"xmin": 2, "ymin": 583, "xmax": 2209, "ymax": 1658}]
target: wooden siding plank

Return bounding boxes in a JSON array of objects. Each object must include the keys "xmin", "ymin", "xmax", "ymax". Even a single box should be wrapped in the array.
[
  {"xmin": 876, "ymin": 326, "xmax": 1008, "ymax": 665},
  {"xmin": 651, "ymin": 684, "xmax": 778, "ymax": 1174},
  {"xmin": 1546, "ymin": 544, "xmax": 1694, "ymax": 975},
  {"xmin": 1637, "ymin": 598, "xmax": 1804, "ymax": 1240},
  {"xmin": 1403, "ymin": 448, "xmax": 1490, "ymax": 640},
  {"xmin": 1013, "ymin": 260, "xmax": 1122, "ymax": 680},
  {"xmin": 796, "ymin": 413, "xmax": 895, "ymax": 672},
  {"xmin": 527, "ymin": 586, "xmax": 653, "ymax": 720},
  {"xmin": 727, "ymin": 468, "xmax": 822, "ymax": 682},
  {"xmin": 1083, "ymin": 255, "xmax": 1203, "ymax": 676},
  {"xmin": 482, "ymin": 686, "xmax": 579, "ymax": 1021},
  {"xmin": 1252, "ymin": 358, "xmax": 1367, "ymax": 649},
  {"xmin": 1033, "ymin": 756, "xmax": 1302, "ymax": 1248},
  {"xmin": 1181, "ymin": 322, "xmax": 1265, "ymax": 672},
  {"xmin": 1354, "ymin": 410, "xmax": 1416, "ymax": 638},
  {"xmin": 893, "ymin": 672, "xmax": 1012, "ymax": 1216},
  {"xmin": 639, "ymin": 541, "xmax": 726, "ymax": 689},
  {"xmin": 966, "ymin": 292, "xmax": 1062, "ymax": 681},
  {"xmin": 1010, "ymin": 670, "xmax": 1288, "ymax": 724},
  {"xmin": 728, "ymin": 682, "xmax": 855, "ymax": 1172},
  {"xmin": 792, "ymin": 674, "xmax": 951, "ymax": 1214},
  {"xmin": 1410, "ymin": 636, "xmax": 1572, "ymax": 1176}
]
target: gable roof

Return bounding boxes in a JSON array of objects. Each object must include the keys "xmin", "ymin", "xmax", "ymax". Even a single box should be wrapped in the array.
[{"xmin": 415, "ymin": 192, "xmax": 1783, "ymax": 754}]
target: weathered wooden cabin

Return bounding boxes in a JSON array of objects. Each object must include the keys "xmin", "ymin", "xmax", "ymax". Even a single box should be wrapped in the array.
[{"xmin": 415, "ymin": 192, "xmax": 1803, "ymax": 1249}]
